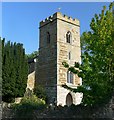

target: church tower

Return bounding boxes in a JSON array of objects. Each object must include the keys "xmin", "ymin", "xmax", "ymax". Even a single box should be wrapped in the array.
[{"xmin": 36, "ymin": 12, "xmax": 82, "ymax": 106}]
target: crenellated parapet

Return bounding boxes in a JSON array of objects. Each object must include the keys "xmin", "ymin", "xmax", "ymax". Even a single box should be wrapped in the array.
[{"xmin": 40, "ymin": 12, "xmax": 80, "ymax": 27}]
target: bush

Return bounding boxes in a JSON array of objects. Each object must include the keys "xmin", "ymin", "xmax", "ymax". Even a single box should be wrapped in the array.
[
  {"xmin": 33, "ymin": 85, "xmax": 47, "ymax": 101},
  {"xmin": 13, "ymin": 94, "xmax": 46, "ymax": 118}
]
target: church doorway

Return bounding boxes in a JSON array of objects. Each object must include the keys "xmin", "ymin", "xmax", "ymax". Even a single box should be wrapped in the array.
[{"xmin": 66, "ymin": 93, "xmax": 73, "ymax": 106}]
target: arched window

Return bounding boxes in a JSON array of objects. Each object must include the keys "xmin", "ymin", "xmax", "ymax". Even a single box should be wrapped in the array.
[
  {"xmin": 47, "ymin": 32, "xmax": 50, "ymax": 44},
  {"xmin": 67, "ymin": 71, "xmax": 73, "ymax": 84},
  {"xmin": 66, "ymin": 31, "xmax": 71, "ymax": 43},
  {"xmin": 67, "ymin": 71, "xmax": 70, "ymax": 83},
  {"xmin": 70, "ymin": 72, "xmax": 73, "ymax": 84}
]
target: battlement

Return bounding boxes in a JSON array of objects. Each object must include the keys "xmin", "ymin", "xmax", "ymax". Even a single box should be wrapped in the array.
[{"xmin": 40, "ymin": 12, "xmax": 80, "ymax": 27}]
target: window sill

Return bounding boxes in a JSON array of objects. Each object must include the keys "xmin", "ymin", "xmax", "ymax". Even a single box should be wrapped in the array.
[{"xmin": 65, "ymin": 83, "xmax": 77, "ymax": 88}]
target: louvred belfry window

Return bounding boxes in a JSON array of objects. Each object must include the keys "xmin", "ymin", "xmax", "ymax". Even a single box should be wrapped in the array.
[{"xmin": 66, "ymin": 31, "xmax": 71, "ymax": 43}]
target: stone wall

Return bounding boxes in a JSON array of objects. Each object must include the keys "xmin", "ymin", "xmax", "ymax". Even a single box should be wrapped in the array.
[
  {"xmin": 57, "ymin": 85, "xmax": 83, "ymax": 106},
  {"xmin": 56, "ymin": 12, "xmax": 82, "ymax": 105},
  {"xmin": 27, "ymin": 71, "xmax": 35, "ymax": 91},
  {"xmin": 57, "ymin": 12, "xmax": 81, "ymax": 85},
  {"xmin": 36, "ymin": 15, "xmax": 57, "ymax": 104}
]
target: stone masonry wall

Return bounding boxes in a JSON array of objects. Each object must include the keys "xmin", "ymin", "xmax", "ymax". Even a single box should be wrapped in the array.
[
  {"xmin": 36, "ymin": 17, "xmax": 57, "ymax": 104},
  {"xmin": 56, "ymin": 12, "xmax": 82, "ymax": 105},
  {"xmin": 27, "ymin": 71, "xmax": 35, "ymax": 91},
  {"xmin": 57, "ymin": 13, "xmax": 81, "ymax": 86}
]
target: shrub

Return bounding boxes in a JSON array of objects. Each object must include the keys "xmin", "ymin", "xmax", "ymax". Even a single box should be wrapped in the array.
[
  {"xmin": 33, "ymin": 85, "xmax": 47, "ymax": 101},
  {"xmin": 13, "ymin": 94, "xmax": 46, "ymax": 118}
]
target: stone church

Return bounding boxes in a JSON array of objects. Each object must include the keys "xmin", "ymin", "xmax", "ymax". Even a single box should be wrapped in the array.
[{"xmin": 27, "ymin": 12, "xmax": 83, "ymax": 106}]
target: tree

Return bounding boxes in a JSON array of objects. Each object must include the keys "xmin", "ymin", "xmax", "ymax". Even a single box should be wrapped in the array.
[
  {"xmin": 62, "ymin": 2, "xmax": 114, "ymax": 106},
  {"xmin": 2, "ymin": 38, "xmax": 28, "ymax": 102},
  {"xmin": 33, "ymin": 85, "xmax": 47, "ymax": 101},
  {"xmin": 26, "ymin": 51, "xmax": 39, "ymax": 59},
  {"xmin": 0, "ymin": 37, "xmax": 2, "ymax": 98}
]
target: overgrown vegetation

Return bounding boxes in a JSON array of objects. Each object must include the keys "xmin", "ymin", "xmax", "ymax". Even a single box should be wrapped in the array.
[
  {"xmin": 0, "ymin": 38, "xmax": 2, "ymax": 98},
  {"xmin": 1, "ymin": 38, "xmax": 28, "ymax": 102},
  {"xmin": 33, "ymin": 85, "xmax": 47, "ymax": 102},
  {"xmin": 62, "ymin": 2, "xmax": 114, "ymax": 106},
  {"xmin": 12, "ymin": 94, "xmax": 46, "ymax": 118}
]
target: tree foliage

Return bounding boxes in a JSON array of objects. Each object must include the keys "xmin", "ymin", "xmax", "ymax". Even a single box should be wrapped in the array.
[
  {"xmin": 33, "ymin": 85, "xmax": 47, "ymax": 101},
  {"xmin": 62, "ymin": 2, "xmax": 114, "ymax": 106},
  {"xmin": 0, "ymin": 38, "xmax": 2, "ymax": 98},
  {"xmin": 1, "ymin": 38, "xmax": 28, "ymax": 102},
  {"xmin": 26, "ymin": 51, "xmax": 39, "ymax": 59}
]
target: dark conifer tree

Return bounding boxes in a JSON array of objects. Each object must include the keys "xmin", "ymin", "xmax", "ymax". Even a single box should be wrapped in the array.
[
  {"xmin": 0, "ymin": 37, "xmax": 2, "ymax": 99},
  {"xmin": 2, "ymin": 38, "xmax": 28, "ymax": 102}
]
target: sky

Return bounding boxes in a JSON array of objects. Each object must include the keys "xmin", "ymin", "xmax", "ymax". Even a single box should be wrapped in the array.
[{"xmin": 2, "ymin": 2, "xmax": 110, "ymax": 54}]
